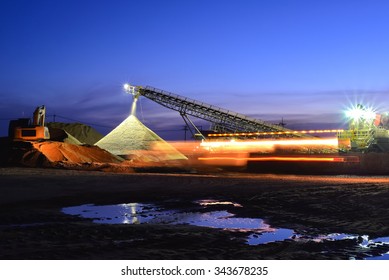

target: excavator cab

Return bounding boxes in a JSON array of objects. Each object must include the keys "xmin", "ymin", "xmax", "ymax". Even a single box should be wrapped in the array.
[{"xmin": 9, "ymin": 105, "xmax": 50, "ymax": 141}]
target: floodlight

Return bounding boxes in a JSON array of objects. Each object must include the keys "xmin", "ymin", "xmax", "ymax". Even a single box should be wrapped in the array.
[
  {"xmin": 123, "ymin": 83, "xmax": 137, "ymax": 96},
  {"xmin": 345, "ymin": 104, "xmax": 376, "ymax": 121},
  {"xmin": 363, "ymin": 108, "xmax": 376, "ymax": 120},
  {"xmin": 345, "ymin": 107, "xmax": 364, "ymax": 120}
]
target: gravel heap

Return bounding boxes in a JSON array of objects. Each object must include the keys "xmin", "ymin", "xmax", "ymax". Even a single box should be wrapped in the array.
[
  {"xmin": 47, "ymin": 122, "xmax": 103, "ymax": 145},
  {"xmin": 95, "ymin": 115, "xmax": 187, "ymax": 161}
]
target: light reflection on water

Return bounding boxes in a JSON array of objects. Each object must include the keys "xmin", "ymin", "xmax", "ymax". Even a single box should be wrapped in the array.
[
  {"xmin": 63, "ymin": 203, "xmax": 163, "ymax": 224},
  {"xmin": 62, "ymin": 201, "xmax": 389, "ymax": 259},
  {"xmin": 366, "ymin": 253, "xmax": 389, "ymax": 260},
  {"xmin": 62, "ymin": 203, "xmax": 272, "ymax": 231},
  {"xmin": 247, "ymin": 229, "xmax": 295, "ymax": 245},
  {"xmin": 62, "ymin": 202, "xmax": 290, "ymax": 244}
]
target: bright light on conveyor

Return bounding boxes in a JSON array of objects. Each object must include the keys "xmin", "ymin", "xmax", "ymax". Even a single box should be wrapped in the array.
[
  {"xmin": 123, "ymin": 83, "xmax": 137, "ymax": 95},
  {"xmin": 345, "ymin": 104, "xmax": 376, "ymax": 121}
]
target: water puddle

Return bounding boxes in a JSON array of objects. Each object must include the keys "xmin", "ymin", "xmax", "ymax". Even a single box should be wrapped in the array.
[
  {"xmin": 247, "ymin": 229, "xmax": 295, "ymax": 245},
  {"xmin": 62, "ymin": 200, "xmax": 292, "ymax": 243},
  {"xmin": 62, "ymin": 203, "xmax": 166, "ymax": 224},
  {"xmin": 366, "ymin": 254, "xmax": 389, "ymax": 260},
  {"xmin": 62, "ymin": 202, "xmax": 277, "ymax": 232},
  {"xmin": 62, "ymin": 200, "xmax": 389, "ymax": 259}
]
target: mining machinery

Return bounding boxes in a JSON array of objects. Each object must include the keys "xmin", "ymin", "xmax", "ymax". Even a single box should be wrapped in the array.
[
  {"xmin": 9, "ymin": 105, "xmax": 50, "ymax": 141},
  {"xmin": 124, "ymin": 84, "xmax": 389, "ymax": 152}
]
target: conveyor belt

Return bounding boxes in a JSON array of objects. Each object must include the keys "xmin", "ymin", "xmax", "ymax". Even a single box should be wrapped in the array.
[{"xmin": 137, "ymin": 85, "xmax": 299, "ymax": 134}]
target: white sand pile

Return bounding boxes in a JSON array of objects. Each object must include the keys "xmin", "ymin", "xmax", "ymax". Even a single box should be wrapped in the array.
[
  {"xmin": 47, "ymin": 122, "xmax": 103, "ymax": 145},
  {"xmin": 95, "ymin": 115, "xmax": 187, "ymax": 161}
]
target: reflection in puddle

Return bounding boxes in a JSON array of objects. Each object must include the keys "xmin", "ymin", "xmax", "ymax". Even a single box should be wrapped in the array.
[
  {"xmin": 62, "ymin": 203, "xmax": 274, "ymax": 231},
  {"xmin": 247, "ymin": 229, "xmax": 295, "ymax": 245},
  {"xmin": 305, "ymin": 233, "xmax": 359, "ymax": 243},
  {"xmin": 366, "ymin": 253, "xmax": 389, "ymax": 260},
  {"xmin": 62, "ymin": 202, "xmax": 291, "ymax": 243},
  {"xmin": 62, "ymin": 201, "xmax": 389, "ymax": 259},
  {"xmin": 196, "ymin": 199, "xmax": 243, "ymax": 207},
  {"xmin": 63, "ymin": 203, "xmax": 163, "ymax": 224}
]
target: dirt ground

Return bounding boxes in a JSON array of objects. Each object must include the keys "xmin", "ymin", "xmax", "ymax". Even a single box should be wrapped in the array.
[{"xmin": 1, "ymin": 167, "xmax": 389, "ymax": 260}]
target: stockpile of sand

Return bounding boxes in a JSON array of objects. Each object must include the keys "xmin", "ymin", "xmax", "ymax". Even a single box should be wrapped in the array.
[
  {"xmin": 6, "ymin": 141, "xmax": 124, "ymax": 169},
  {"xmin": 1, "ymin": 115, "xmax": 188, "ymax": 171},
  {"xmin": 33, "ymin": 142, "xmax": 123, "ymax": 164},
  {"xmin": 47, "ymin": 122, "xmax": 103, "ymax": 145},
  {"xmin": 95, "ymin": 115, "xmax": 187, "ymax": 161}
]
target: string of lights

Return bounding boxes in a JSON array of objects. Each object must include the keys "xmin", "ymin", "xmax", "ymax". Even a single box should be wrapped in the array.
[{"xmin": 207, "ymin": 129, "xmax": 345, "ymax": 137}]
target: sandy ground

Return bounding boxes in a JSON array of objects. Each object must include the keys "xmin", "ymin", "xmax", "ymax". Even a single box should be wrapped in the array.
[{"xmin": 1, "ymin": 167, "xmax": 389, "ymax": 260}]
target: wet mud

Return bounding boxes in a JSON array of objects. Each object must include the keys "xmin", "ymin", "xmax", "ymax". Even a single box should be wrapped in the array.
[{"xmin": 1, "ymin": 167, "xmax": 389, "ymax": 259}]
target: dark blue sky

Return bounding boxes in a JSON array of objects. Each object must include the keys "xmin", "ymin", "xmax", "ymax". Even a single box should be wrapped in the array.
[{"xmin": 1, "ymin": 0, "xmax": 389, "ymax": 139}]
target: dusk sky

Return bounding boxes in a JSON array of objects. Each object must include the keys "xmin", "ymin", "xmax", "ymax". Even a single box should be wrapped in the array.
[{"xmin": 1, "ymin": 0, "xmax": 389, "ymax": 140}]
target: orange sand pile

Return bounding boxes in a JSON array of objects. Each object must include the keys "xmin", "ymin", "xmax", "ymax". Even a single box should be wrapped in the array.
[
  {"xmin": 32, "ymin": 142, "xmax": 123, "ymax": 164},
  {"xmin": 5, "ymin": 141, "xmax": 124, "ymax": 170}
]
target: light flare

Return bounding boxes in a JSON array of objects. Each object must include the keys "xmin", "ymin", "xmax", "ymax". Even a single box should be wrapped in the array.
[
  {"xmin": 198, "ymin": 156, "xmax": 360, "ymax": 166},
  {"xmin": 200, "ymin": 138, "xmax": 339, "ymax": 152},
  {"xmin": 196, "ymin": 138, "xmax": 348, "ymax": 166},
  {"xmin": 345, "ymin": 104, "xmax": 377, "ymax": 121}
]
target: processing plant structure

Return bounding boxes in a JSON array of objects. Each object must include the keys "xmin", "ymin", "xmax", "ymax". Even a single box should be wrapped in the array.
[
  {"xmin": 123, "ymin": 83, "xmax": 389, "ymax": 154},
  {"xmin": 120, "ymin": 83, "xmax": 389, "ymax": 174}
]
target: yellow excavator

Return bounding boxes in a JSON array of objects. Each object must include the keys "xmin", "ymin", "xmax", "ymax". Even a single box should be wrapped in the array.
[{"xmin": 9, "ymin": 105, "xmax": 50, "ymax": 141}]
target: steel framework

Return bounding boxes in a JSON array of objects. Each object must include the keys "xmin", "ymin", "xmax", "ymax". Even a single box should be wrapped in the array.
[{"xmin": 127, "ymin": 84, "xmax": 302, "ymax": 136}]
